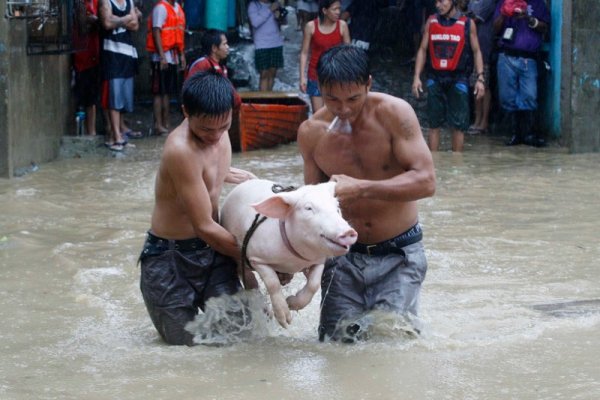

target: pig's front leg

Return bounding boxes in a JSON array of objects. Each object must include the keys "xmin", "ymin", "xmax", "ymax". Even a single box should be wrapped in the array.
[
  {"xmin": 287, "ymin": 264, "xmax": 324, "ymax": 311},
  {"xmin": 253, "ymin": 263, "xmax": 292, "ymax": 328}
]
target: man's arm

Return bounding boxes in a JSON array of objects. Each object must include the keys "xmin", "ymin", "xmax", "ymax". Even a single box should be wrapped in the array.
[
  {"xmin": 412, "ymin": 19, "xmax": 430, "ymax": 99},
  {"xmin": 469, "ymin": 19, "xmax": 485, "ymax": 100},
  {"xmin": 151, "ymin": 5, "xmax": 167, "ymax": 68},
  {"xmin": 99, "ymin": 0, "xmax": 134, "ymax": 30},
  {"xmin": 164, "ymin": 146, "xmax": 240, "ymax": 260},
  {"xmin": 331, "ymin": 100, "xmax": 435, "ymax": 203}
]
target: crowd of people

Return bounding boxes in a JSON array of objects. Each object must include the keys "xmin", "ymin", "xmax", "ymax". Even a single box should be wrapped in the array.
[
  {"xmin": 71, "ymin": 0, "xmax": 550, "ymax": 344},
  {"xmin": 73, "ymin": 0, "xmax": 550, "ymax": 153}
]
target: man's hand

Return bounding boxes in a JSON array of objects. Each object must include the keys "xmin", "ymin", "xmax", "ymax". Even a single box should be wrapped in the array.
[
  {"xmin": 474, "ymin": 80, "xmax": 485, "ymax": 100},
  {"xmin": 330, "ymin": 174, "xmax": 361, "ymax": 203},
  {"xmin": 226, "ymin": 167, "xmax": 257, "ymax": 184},
  {"xmin": 412, "ymin": 77, "xmax": 423, "ymax": 99}
]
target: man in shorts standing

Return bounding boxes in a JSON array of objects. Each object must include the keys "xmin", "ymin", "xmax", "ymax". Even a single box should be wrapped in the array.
[
  {"xmin": 146, "ymin": 0, "xmax": 186, "ymax": 136},
  {"xmin": 139, "ymin": 71, "xmax": 256, "ymax": 346},
  {"xmin": 99, "ymin": 0, "xmax": 142, "ymax": 151},
  {"xmin": 298, "ymin": 45, "xmax": 436, "ymax": 342},
  {"xmin": 412, "ymin": 0, "xmax": 485, "ymax": 152}
]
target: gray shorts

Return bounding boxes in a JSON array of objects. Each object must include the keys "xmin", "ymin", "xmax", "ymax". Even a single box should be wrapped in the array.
[
  {"xmin": 103, "ymin": 77, "xmax": 134, "ymax": 113},
  {"xmin": 319, "ymin": 240, "xmax": 428, "ymax": 342},
  {"xmin": 139, "ymin": 232, "xmax": 241, "ymax": 345}
]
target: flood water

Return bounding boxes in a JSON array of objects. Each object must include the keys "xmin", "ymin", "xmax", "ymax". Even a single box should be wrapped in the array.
[{"xmin": 1, "ymin": 135, "xmax": 599, "ymax": 399}]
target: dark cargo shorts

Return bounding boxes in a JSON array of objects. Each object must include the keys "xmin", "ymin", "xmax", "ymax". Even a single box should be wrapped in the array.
[
  {"xmin": 426, "ymin": 78, "xmax": 470, "ymax": 132},
  {"xmin": 139, "ymin": 232, "xmax": 241, "ymax": 346},
  {"xmin": 319, "ymin": 230, "xmax": 428, "ymax": 342}
]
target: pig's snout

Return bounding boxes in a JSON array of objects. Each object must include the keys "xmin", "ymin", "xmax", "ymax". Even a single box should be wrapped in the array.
[{"xmin": 337, "ymin": 228, "xmax": 358, "ymax": 247}]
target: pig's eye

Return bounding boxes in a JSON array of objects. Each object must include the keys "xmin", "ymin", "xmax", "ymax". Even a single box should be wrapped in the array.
[{"xmin": 304, "ymin": 205, "xmax": 313, "ymax": 212}]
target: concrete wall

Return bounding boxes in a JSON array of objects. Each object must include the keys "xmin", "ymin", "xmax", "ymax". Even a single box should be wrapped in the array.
[
  {"xmin": 0, "ymin": 0, "xmax": 72, "ymax": 178},
  {"xmin": 568, "ymin": 0, "xmax": 600, "ymax": 153}
]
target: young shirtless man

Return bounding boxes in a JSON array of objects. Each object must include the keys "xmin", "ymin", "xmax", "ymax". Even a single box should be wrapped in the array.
[
  {"xmin": 298, "ymin": 45, "xmax": 436, "ymax": 342},
  {"xmin": 139, "ymin": 71, "xmax": 256, "ymax": 346}
]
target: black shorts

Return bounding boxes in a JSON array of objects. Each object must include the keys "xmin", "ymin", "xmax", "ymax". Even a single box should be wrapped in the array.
[
  {"xmin": 75, "ymin": 65, "xmax": 100, "ymax": 107},
  {"xmin": 150, "ymin": 62, "xmax": 179, "ymax": 96},
  {"xmin": 139, "ymin": 232, "xmax": 242, "ymax": 345}
]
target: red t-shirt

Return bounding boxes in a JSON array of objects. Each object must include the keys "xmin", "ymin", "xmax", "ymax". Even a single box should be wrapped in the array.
[{"xmin": 73, "ymin": 0, "xmax": 100, "ymax": 72}]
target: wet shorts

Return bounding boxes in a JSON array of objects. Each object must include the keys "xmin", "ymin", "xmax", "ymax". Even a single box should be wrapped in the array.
[
  {"xmin": 254, "ymin": 46, "xmax": 284, "ymax": 71},
  {"xmin": 101, "ymin": 77, "xmax": 134, "ymax": 113},
  {"xmin": 150, "ymin": 62, "xmax": 179, "ymax": 96},
  {"xmin": 426, "ymin": 78, "xmax": 470, "ymax": 132},
  {"xmin": 306, "ymin": 79, "xmax": 321, "ymax": 97},
  {"xmin": 319, "ymin": 224, "xmax": 428, "ymax": 342},
  {"xmin": 139, "ymin": 232, "xmax": 241, "ymax": 345}
]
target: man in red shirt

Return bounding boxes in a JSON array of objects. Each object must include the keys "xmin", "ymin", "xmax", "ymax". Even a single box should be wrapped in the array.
[{"xmin": 187, "ymin": 29, "xmax": 241, "ymax": 108}]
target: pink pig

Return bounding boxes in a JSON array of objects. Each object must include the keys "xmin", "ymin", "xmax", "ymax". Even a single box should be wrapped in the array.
[{"xmin": 220, "ymin": 179, "xmax": 358, "ymax": 328}]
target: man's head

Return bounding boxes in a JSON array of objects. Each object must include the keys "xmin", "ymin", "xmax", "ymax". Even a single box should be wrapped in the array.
[
  {"xmin": 201, "ymin": 29, "xmax": 229, "ymax": 62},
  {"xmin": 436, "ymin": 0, "xmax": 458, "ymax": 17},
  {"xmin": 317, "ymin": 44, "xmax": 370, "ymax": 88},
  {"xmin": 317, "ymin": 45, "xmax": 372, "ymax": 122},
  {"xmin": 181, "ymin": 71, "xmax": 234, "ymax": 144}
]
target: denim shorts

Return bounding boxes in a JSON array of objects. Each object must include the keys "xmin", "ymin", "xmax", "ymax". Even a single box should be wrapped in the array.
[{"xmin": 306, "ymin": 79, "xmax": 321, "ymax": 97}]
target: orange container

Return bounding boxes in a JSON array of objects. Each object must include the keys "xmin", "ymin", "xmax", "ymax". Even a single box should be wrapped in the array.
[{"xmin": 231, "ymin": 92, "xmax": 309, "ymax": 152}]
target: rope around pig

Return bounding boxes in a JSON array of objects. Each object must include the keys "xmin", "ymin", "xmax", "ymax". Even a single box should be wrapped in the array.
[{"xmin": 240, "ymin": 183, "xmax": 297, "ymax": 288}]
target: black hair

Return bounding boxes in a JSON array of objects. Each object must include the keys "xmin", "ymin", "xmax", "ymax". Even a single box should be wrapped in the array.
[
  {"xmin": 200, "ymin": 29, "xmax": 226, "ymax": 57},
  {"xmin": 317, "ymin": 44, "xmax": 370, "ymax": 87},
  {"xmin": 318, "ymin": 0, "xmax": 339, "ymax": 22},
  {"xmin": 181, "ymin": 70, "xmax": 234, "ymax": 117}
]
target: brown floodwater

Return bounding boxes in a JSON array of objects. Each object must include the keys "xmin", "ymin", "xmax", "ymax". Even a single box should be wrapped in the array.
[{"xmin": 1, "ymin": 132, "xmax": 599, "ymax": 399}]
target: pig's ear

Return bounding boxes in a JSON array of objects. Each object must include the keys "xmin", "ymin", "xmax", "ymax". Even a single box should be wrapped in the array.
[
  {"xmin": 252, "ymin": 195, "xmax": 291, "ymax": 219},
  {"xmin": 324, "ymin": 181, "xmax": 337, "ymax": 196}
]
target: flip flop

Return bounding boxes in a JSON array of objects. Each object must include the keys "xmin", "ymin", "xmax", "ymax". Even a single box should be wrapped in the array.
[
  {"xmin": 123, "ymin": 130, "xmax": 144, "ymax": 139},
  {"xmin": 104, "ymin": 142, "xmax": 123, "ymax": 152},
  {"xmin": 468, "ymin": 127, "xmax": 487, "ymax": 135},
  {"xmin": 116, "ymin": 141, "xmax": 136, "ymax": 148}
]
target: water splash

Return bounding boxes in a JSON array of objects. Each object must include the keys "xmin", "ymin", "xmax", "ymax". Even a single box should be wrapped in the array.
[{"xmin": 186, "ymin": 290, "xmax": 273, "ymax": 346}]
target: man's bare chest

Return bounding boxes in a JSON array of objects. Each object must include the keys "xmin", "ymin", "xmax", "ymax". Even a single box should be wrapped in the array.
[{"xmin": 315, "ymin": 138, "xmax": 396, "ymax": 180}]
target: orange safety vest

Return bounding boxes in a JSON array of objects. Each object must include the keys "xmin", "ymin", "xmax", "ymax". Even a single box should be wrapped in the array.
[{"xmin": 146, "ymin": 0, "xmax": 185, "ymax": 53}]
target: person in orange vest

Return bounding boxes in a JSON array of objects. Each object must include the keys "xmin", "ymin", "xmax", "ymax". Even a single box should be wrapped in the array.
[
  {"xmin": 412, "ymin": 0, "xmax": 485, "ymax": 152},
  {"xmin": 146, "ymin": 0, "xmax": 186, "ymax": 136}
]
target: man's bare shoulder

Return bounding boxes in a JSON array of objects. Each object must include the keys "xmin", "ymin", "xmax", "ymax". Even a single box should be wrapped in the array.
[
  {"xmin": 298, "ymin": 109, "xmax": 330, "ymax": 139},
  {"xmin": 369, "ymin": 92, "xmax": 421, "ymax": 139}
]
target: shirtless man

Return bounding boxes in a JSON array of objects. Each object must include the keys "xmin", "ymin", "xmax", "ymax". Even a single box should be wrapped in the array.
[
  {"xmin": 139, "ymin": 71, "xmax": 256, "ymax": 346},
  {"xmin": 298, "ymin": 45, "xmax": 436, "ymax": 342}
]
